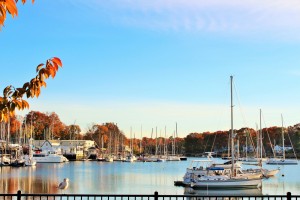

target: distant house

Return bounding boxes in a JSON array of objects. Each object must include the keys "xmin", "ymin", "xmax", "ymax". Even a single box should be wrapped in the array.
[
  {"xmin": 35, "ymin": 140, "xmax": 62, "ymax": 154},
  {"xmin": 33, "ymin": 140, "xmax": 96, "ymax": 157},
  {"xmin": 273, "ymin": 145, "xmax": 293, "ymax": 153}
]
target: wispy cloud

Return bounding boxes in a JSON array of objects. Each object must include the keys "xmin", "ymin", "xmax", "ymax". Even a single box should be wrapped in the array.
[{"xmin": 74, "ymin": 0, "xmax": 300, "ymax": 40}]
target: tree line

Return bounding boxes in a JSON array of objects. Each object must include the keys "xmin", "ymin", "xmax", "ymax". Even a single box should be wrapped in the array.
[
  {"xmin": 2, "ymin": 111, "xmax": 300, "ymax": 157},
  {"xmin": 185, "ymin": 126, "xmax": 300, "ymax": 158}
]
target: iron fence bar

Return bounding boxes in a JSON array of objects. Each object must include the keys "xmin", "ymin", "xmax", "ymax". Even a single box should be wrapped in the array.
[
  {"xmin": 7, "ymin": 191, "xmax": 300, "ymax": 200},
  {"xmin": 287, "ymin": 192, "xmax": 291, "ymax": 200}
]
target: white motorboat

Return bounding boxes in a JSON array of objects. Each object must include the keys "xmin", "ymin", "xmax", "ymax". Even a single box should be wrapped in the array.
[{"xmin": 32, "ymin": 150, "xmax": 68, "ymax": 163}]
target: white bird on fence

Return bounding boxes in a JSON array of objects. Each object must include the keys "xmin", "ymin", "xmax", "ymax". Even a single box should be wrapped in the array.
[{"xmin": 58, "ymin": 178, "xmax": 69, "ymax": 194}]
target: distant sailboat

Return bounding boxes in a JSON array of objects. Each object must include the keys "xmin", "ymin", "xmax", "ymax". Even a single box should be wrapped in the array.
[
  {"xmin": 266, "ymin": 114, "xmax": 298, "ymax": 165},
  {"xmin": 105, "ymin": 130, "xmax": 114, "ymax": 162}
]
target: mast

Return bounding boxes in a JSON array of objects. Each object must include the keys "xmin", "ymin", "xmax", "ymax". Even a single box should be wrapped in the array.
[
  {"xmin": 164, "ymin": 126, "xmax": 167, "ymax": 156},
  {"xmin": 245, "ymin": 130, "xmax": 248, "ymax": 160},
  {"xmin": 155, "ymin": 127, "xmax": 158, "ymax": 156},
  {"xmin": 175, "ymin": 122, "xmax": 177, "ymax": 155},
  {"xmin": 230, "ymin": 75, "xmax": 235, "ymax": 177},
  {"xmin": 281, "ymin": 114, "xmax": 285, "ymax": 160},
  {"xmin": 140, "ymin": 125, "xmax": 142, "ymax": 155},
  {"xmin": 130, "ymin": 127, "xmax": 132, "ymax": 153},
  {"xmin": 256, "ymin": 109, "xmax": 263, "ymax": 167},
  {"xmin": 259, "ymin": 109, "xmax": 263, "ymax": 161}
]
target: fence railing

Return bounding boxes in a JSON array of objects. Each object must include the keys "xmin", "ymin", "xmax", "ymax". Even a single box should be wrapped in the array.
[{"xmin": 0, "ymin": 191, "xmax": 298, "ymax": 200}]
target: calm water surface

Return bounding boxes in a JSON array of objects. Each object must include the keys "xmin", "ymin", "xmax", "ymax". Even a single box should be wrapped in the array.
[{"xmin": 0, "ymin": 158, "xmax": 299, "ymax": 195}]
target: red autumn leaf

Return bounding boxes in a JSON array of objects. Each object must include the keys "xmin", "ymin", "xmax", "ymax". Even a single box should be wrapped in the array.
[
  {"xmin": 51, "ymin": 60, "xmax": 59, "ymax": 71},
  {"xmin": 52, "ymin": 57, "xmax": 62, "ymax": 67},
  {"xmin": 46, "ymin": 63, "xmax": 56, "ymax": 78}
]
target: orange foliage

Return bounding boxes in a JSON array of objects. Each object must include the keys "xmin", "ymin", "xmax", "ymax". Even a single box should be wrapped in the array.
[
  {"xmin": 24, "ymin": 111, "xmax": 67, "ymax": 140},
  {"xmin": 0, "ymin": 0, "xmax": 34, "ymax": 28},
  {"xmin": 0, "ymin": 0, "xmax": 63, "ymax": 125},
  {"xmin": 0, "ymin": 57, "xmax": 62, "ymax": 122}
]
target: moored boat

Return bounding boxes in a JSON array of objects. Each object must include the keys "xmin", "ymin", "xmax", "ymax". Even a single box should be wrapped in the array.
[
  {"xmin": 190, "ymin": 76, "xmax": 262, "ymax": 189},
  {"xmin": 33, "ymin": 149, "xmax": 68, "ymax": 163},
  {"xmin": 266, "ymin": 158, "xmax": 298, "ymax": 165}
]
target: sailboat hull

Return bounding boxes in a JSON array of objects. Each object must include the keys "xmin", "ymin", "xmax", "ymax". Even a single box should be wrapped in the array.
[
  {"xmin": 191, "ymin": 178, "xmax": 262, "ymax": 189},
  {"xmin": 266, "ymin": 158, "xmax": 298, "ymax": 165}
]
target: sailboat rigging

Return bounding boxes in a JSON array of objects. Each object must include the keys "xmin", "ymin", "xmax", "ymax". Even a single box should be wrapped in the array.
[
  {"xmin": 190, "ymin": 76, "xmax": 262, "ymax": 189},
  {"xmin": 266, "ymin": 114, "xmax": 298, "ymax": 165}
]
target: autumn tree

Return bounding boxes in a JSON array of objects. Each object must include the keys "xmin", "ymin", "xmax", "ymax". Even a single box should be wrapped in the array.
[
  {"xmin": 184, "ymin": 133, "xmax": 205, "ymax": 155},
  {"xmin": 23, "ymin": 111, "xmax": 66, "ymax": 140},
  {"xmin": 24, "ymin": 111, "xmax": 49, "ymax": 139},
  {"xmin": 0, "ymin": 0, "xmax": 63, "ymax": 144},
  {"xmin": 85, "ymin": 123, "xmax": 127, "ymax": 155},
  {"xmin": 65, "ymin": 124, "xmax": 82, "ymax": 140},
  {"xmin": 86, "ymin": 124, "xmax": 109, "ymax": 148},
  {"xmin": 0, "ymin": 114, "xmax": 22, "ymax": 142},
  {"xmin": 141, "ymin": 137, "xmax": 156, "ymax": 155},
  {"xmin": 47, "ymin": 112, "xmax": 65, "ymax": 139}
]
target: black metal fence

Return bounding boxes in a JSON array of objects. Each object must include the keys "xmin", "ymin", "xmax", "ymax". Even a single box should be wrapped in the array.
[{"xmin": 0, "ymin": 191, "xmax": 298, "ymax": 200}]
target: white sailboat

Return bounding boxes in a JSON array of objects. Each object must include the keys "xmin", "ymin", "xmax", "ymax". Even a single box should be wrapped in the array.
[
  {"xmin": 257, "ymin": 109, "xmax": 279, "ymax": 177},
  {"xmin": 167, "ymin": 124, "xmax": 181, "ymax": 161},
  {"xmin": 124, "ymin": 128, "xmax": 137, "ymax": 162},
  {"xmin": 24, "ymin": 138, "xmax": 36, "ymax": 166},
  {"xmin": 190, "ymin": 76, "xmax": 262, "ymax": 189},
  {"xmin": 266, "ymin": 114, "xmax": 298, "ymax": 165},
  {"xmin": 105, "ymin": 131, "xmax": 114, "ymax": 162}
]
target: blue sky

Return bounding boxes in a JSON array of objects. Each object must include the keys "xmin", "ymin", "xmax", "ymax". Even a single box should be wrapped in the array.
[{"xmin": 1, "ymin": 0, "xmax": 300, "ymax": 138}]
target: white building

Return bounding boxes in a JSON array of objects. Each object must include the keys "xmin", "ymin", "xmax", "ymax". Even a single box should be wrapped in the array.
[{"xmin": 33, "ymin": 140, "xmax": 96, "ymax": 159}]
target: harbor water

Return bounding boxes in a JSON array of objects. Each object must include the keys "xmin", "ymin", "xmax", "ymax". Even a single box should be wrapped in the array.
[{"xmin": 0, "ymin": 158, "xmax": 299, "ymax": 195}]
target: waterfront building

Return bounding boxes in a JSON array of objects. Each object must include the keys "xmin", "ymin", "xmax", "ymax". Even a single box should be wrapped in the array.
[{"xmin": 32, "ymin": 140, "xmax": 97, "ymax": 160}]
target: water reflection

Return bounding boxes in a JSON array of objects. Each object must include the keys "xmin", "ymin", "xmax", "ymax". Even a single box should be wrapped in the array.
[
  {"xmin": 0, "ymin": 158, "xmax": 299, "ymax": 195},
  {"xmin": 184, "ymin": 187, "xmax": 263, "ymax": 196},
  {"xmin": 0, "ymin": 165, "xmax": 63, "ymax": 194}
]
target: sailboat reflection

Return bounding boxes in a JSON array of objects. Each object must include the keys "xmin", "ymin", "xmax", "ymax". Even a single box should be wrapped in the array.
[{"xmin": 184, "ymin": 187, "xmax": 262, "ymax": 196}]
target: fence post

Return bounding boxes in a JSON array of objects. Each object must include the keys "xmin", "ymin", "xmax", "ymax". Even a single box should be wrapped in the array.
[
  {"xmin": 17, "ymin": 190, "xmax": 21, "ymax": 200},
  {"xmin": 154, "ymin": 191, "xmax": 158, "ymax": 200},
  {"xmin": 287, "ymin": 192, "xmax": 291, "ymax": 200}
]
